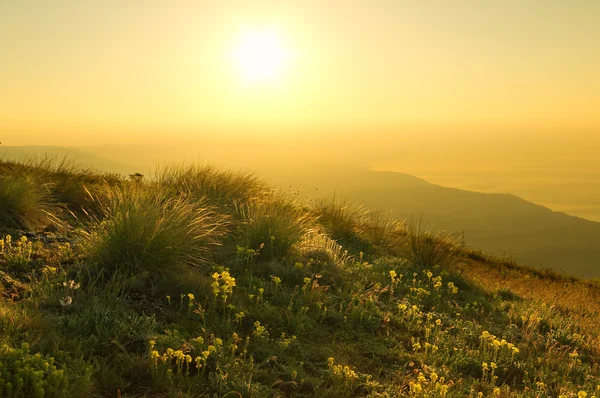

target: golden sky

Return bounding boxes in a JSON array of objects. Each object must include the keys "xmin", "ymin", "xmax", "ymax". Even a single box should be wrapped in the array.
[{"xmin": 1, "ymin": 0, "xmax": 599, "ymax": 145}]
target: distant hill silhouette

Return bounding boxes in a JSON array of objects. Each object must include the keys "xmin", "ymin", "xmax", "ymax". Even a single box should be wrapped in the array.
[{"xmin": 263, "ymin": 167, "xmax": 600, "ymax": 277}]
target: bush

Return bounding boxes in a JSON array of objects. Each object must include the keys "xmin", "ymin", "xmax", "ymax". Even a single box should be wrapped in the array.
[
  {"xmin": 236, "ymin": 195, "xmax": 315, "ymax": 261},
  {"xmin": 83, "ymin": 186, "xmax": 227, "ymax": 275},
  {"xmin": 0, "ymin": 174, "xmax": 56, "ymax": 231}
]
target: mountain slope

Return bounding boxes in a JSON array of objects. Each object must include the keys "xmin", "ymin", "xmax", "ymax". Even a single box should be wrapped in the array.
[{"xmin": 263, "ymin": 167, "xmax": 600, "ymax": 277}]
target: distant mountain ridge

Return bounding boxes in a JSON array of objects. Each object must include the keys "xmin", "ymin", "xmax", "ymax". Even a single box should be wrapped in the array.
[{"xmin": 263, "ymin": 167, "xmax": 600, "ymax": 277}]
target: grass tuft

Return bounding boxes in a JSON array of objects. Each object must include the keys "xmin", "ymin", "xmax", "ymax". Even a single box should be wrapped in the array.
[
  {"xmin": 83, "ymin": 185, "xmax": 227, "ymax": 275},
  {"xmin": 294, "ymin": 230, "xmax": 350, "ymax": 265},
  {"xmin": 235, "ymin": 195, "xmax": 315, "ymax": 261},
  {"xmin": 0, "ymin": 173, "xmax": 56, "ymax": 231},
  {"xmin": 157, "ymin": 164, "xmax": 269, "ymax": 210},
  {"xmin": 312, "ymin": 197, "xmax": 404, "ymax": 256},
  {"xmin": 0, "ymin": 157, "xmax": 123, "ymax": 225},
  {"xmin": 402, "ymin": 219, "xmax": 460, "ymax": 267}
]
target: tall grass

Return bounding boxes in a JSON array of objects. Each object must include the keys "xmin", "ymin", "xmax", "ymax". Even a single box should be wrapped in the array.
[
  {"xmin": 21, "ymin": 157, "xmax": 121, "ymax": 216},
  {"xmin": 0, "ymin": 157, "xmax": 122, "ymax": 223},
  {"xmin": 83, "ymin": 185, "xmax": 228, "ymax": 275},
  {"xmin": 157, "ymin": 164, "xmax": 269, "ymax": 210},
  {"xmin": 235, "ymin": 195, "xmax": 315, "ymax": 261},
  {"xmin": 312, "ymin": 197, "xmax": 403, "ymax": 255},
  {"xmin": 0, "ymin": 174, "xmax": 55, "ymax": 231},
  {"xmin": 30, "ymin": 157, "xmax": 101, "ymax": 213},
  {"xmin": 294, "ymin": 230, "xmax": 350, "ymax": 265},
  {"xmin": 402, "ymin": 219, "xmax": 459, "ymax": 267}
]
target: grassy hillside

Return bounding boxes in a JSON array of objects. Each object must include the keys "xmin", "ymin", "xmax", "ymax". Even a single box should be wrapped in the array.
[
  {"xmin": 5, "ymin": 147, "xmax": 600, "ymax": 277},
  {"xmin": 1, "ymin": 159, "xmax": 600, "ymax": 397}
]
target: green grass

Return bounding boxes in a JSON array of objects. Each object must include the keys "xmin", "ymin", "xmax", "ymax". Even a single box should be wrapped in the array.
[
  {"xmin": 83, "ymin": 185, "xmax": 228, "ymax": 276},
  {"xmin": 157, "ymin": 164, "xmax": 269, "ymax": 210},
  {"xmin": 312, "ymin": 196, "xmax": 403, "ymax": 257},
  {"xmin": 403, "ymin": 219, "xmax": 460, "ymax": 267},
  {"xmin": 0, "ymin": 173, "xmax": 55, "ymax": 231},
  {"xmin": 235, "ymin": 194, "xmax": 316, "ymax": 261},
  {"xmin": 0, "ymin": 157, "xmax": 123, "ymax": 230},
  {"xmin": 1, "ymin": 159, "xmax": 600, "ymax": 397}
]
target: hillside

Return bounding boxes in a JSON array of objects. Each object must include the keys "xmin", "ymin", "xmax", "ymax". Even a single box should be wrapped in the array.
[
  {"xmin": 262, "ymin": 167, "xmax": 600, "ymax": 278},
  {"xmin": 1, "ymin": 159, "xmax": 600, "ymax": 397},
  {"xmin": 4, "ymin": 146, "xmax": 600, "ymax": 277}
]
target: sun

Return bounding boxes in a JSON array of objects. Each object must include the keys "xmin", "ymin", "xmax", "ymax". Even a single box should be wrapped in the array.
[{"xmin": 232, "ymin": 30, "xmax": 290, "ymax": 84}]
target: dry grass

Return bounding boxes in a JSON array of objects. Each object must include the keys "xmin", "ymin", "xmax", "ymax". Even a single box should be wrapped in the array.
[
  {"xmin": 0, "ymin": 157, "xmax": 122, "ymax": 221},
  {"xmin": 0, "ymin": 174, "xmax": 56, "ymax": 231},
  {"xmin": 402, "ymin": 219, "xmax": 460, "ymax": 267},
  {"xmin": 156, "ymin": 164, "xmax": 270, "ymax": 210},
  {"xmin": 454, "ymin": 256, "xmax": 600, "ymax": 356},
  {"xmin": 312, "ymin": 197, "xmax": 404, "ymax": 255}
]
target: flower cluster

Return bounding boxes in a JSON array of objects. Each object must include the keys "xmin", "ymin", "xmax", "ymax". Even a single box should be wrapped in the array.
[
  {"xmin": 447, "ymin": 281, "xmax": 458, "ymax": 294},
  {"xmin": 148, "ymin": 338, "xmax": 220, "ymax": 376},
  {"xmin": 408, "ymin": 370, "xmax": 450, "ymax": 396},
  {"xmin": 480, "ymin": 331, "xmax": 519, "ymax": 362},
  {"xmin": 398, "ymin": 302, "xmax": 423, "ymax": 321},
  {"xmin": 0, "ymin": 235, "xmax": 35, "ymax": 273},
  {"xmin": 327, "ymin": 357, "xmax": 358, "ymax": 387},
  {"xmin": 252, "ymin": 321, "xmax": 269, "ymax": 340},
  {"xmin": 211, "ymin": 270, "xmax": 236, "ymax": 303},
  {"xmin": 277, "ymin": 333, "xmax": 297, "ymax": 349}
]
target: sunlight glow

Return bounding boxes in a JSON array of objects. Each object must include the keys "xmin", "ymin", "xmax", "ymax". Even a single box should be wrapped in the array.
[{"xmin": 233, "ymin": 30, "xmax": 290, "ymax": 84}]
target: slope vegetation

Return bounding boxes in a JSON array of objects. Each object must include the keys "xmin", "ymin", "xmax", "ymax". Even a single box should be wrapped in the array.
[
  {"xmin": 0, "ymin": 160, "xmax": 599, "ymax": 397},
  {"xmin": 263, "ymin": 167, "xmax": 600, "ymax": 277}
]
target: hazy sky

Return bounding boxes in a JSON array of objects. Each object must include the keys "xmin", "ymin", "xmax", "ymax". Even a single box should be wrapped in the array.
[{"xmin": 1, "ymin": 0, "xmax": 599, "ymax": 146}]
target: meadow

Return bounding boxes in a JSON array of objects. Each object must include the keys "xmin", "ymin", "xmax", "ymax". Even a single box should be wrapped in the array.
[{"xmin": 1, "ymin": 159, "xmax": 599, "ymax": 397}]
